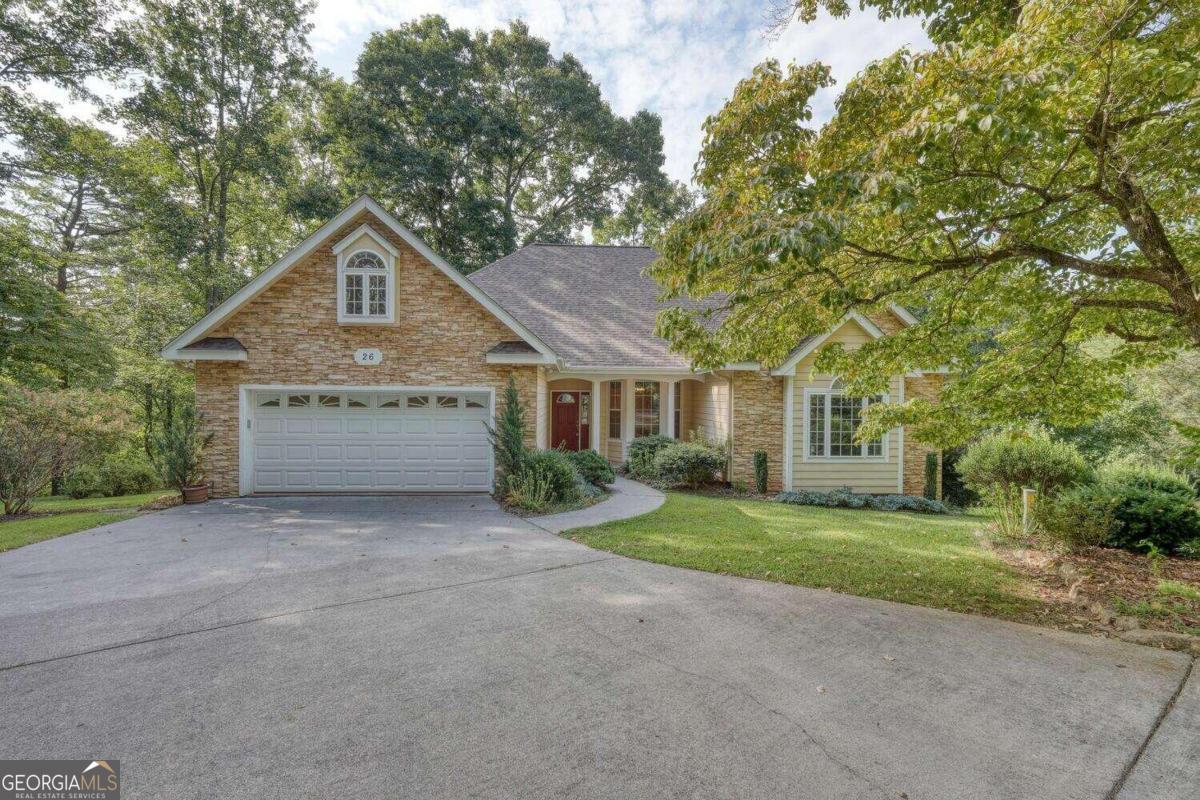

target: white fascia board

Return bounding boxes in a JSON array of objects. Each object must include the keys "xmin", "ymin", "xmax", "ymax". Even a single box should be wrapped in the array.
[
  {"xmin": 557, "ymin": 365, "xmax": 700, "ymax": 376},
  {"xmin": 889, "ymin": 303, "xmax": 919, "ymax": 326},
  {"xmin": 770, "ymin": 312, "xmax": 886, "ymax": 376},
  {"xmin": 485, "ymin": 352, "xmax": 557, "ymax": 365},
  {"xmin": 721, "ymin": 362, "xmax": 761, "ymax": 371},
  {"xmin": 331, "ymin": 223, "xmax": 399, "ymax": 256},
  {"xmin": 160, "ymin": 195, "xmax": 557, "ymax": 361},
  {"xmin": 163, "ymin": 349, "xmax": 247, "ymax": 362}
]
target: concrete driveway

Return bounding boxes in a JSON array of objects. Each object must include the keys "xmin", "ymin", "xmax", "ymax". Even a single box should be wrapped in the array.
[{"xmin": 0, "ymin": 496, "xmax": 1193, "ymax": 799}]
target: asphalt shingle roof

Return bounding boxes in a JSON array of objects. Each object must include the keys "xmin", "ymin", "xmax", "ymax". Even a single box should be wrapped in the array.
[{"xmin": 469, "ymin": 244, "xmax": 722, "ymax": 369}]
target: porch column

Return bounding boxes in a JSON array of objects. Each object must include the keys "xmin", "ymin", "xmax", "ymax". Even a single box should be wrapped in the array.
[
  {"xmin": 591, "ymin": 379, "xmax": 602, "ymax": 452},
  {"xmin": 662, "ymin": 380, "xmax": 675, "ymax": 437}
]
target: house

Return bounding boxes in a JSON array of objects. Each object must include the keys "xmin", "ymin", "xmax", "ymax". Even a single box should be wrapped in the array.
[{"xmin": 161, "ymin": 196, "xmax": 944, "ymax": 497}]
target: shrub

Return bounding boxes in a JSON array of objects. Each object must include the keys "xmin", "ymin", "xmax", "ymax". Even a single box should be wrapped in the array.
[
  {"xmin": 627, "ymin": 434, "xmax": 674, "ymax": 478},
  {"xmin": 940, "ymin": 445, "xmax": 978, "ymax": 508},
  {"xmin": 567, "ymin": 449, "xmax": 615, "ymax": 487},
  {"xmin": 574, "ymin": 472, "xmax": 604, "ymax": 499},
  {"xmin": 511, "ymin": 449, "xmax": 579, "ymax": 505},
  {"xmin": 0, "ymin": 386, "xmax": 132, "ymax": 515},
  {"xmin": 653, "ymin": 441, "xmax": 725, "ymax": 488},
  {"xmin": 1032, "ymin": 484, "xmax": 1117, "ymax": 551},
  {"xmin": 505, "ymin": 469, "xmax": 554, "ymax": 512},
  {"xmin": 753, "ymin": 451, "xmax": 768, "ymax": 494},
  {"xmin": 487, "ymin": 375, "xmax": 526, "ymax": 486},
  {"xmin": 65, "ymin": 450, "xmax": 160, "ymax": 498},
  {"xmin": 957, "ymin": 431, "xmax": 1090, "ymax": 537},
  {"xmin": 1178, "ymin": 539, "xmax": 1200, "ymax": 560},
  {"xmin": 923, "ymin": 452, "xmax": 938, "ymax": 500},
  {"xmin": 150, "ymin": 406, "xmax": 213, "ymax": 497},
  {"xmin": 776, "ymin": 488, "xmax": 949, "ymax": 514},
  {"xmin": 1092, "ymin": 462, "xmax": 1200, "ymax": 554}
]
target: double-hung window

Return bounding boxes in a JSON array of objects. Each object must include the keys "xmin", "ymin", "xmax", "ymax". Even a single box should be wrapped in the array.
[
  {"xmin": 807, "ymin": 383, "xmax": 885, "ymax": 458},
  {"xmin": 608, "ymin": 382, "xmax": 622, "ymax": 439},
  {"xmin": 634, "ymin": 381, "xmax": 660, "ymax": 438}
]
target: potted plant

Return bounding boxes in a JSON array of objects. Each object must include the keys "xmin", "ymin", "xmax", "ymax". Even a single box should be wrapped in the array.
[{"xmin": 152, "ymin": 406, "xmax": 214, "ymax": 503}]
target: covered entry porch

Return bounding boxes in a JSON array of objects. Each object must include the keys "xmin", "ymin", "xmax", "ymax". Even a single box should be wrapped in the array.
[{"xmin": 539, "ymin": 371, "xmax": 729, "ymax": 464}]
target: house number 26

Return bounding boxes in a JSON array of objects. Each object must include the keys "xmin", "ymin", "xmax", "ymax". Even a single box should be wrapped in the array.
[{"xmin": 354, "ymin": 348, "xmax": 383, "ymax": 365}]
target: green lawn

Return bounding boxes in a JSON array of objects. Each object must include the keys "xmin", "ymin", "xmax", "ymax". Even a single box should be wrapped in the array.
[
  {"xmin": 0, "ymin": 511, "xmax": 137, "ymax": 552},
  {"xmin": 1, "ymin": 490, "xmax": 171, "ymax": 553},
  {"xmin": 29, "ymin": 491, "xmax": 168, "ymax": 514},
  {"xmin": 568, "ymin": 492, "xmax": 1042, "ymax": 620}
]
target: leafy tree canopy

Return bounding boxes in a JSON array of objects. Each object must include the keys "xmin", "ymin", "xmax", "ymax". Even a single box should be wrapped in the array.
[
  {"xmin": 326, "ymin": 15, "xmax": 675, "ymax": 272},
  {"xmin": 652, "ymin": 0, "xmax": 1200, "ymax": 446}
]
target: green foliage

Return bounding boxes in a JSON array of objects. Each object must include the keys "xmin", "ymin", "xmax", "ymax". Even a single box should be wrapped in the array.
[
  {"xmin": 1092, "ymin": 462, "xmax": 1200, "ymax": 555},
  {"xmin": 150, "ymin": 405, "xmax": 213, "ymax": 494},
  {"xmin": 122, "ymin": 0, "xmax": 315, "ymax": 310},
  {"xmin": 1178, "ymin": 540, "xmax": 1200, "ymax": 560},
  {"xmin": 567, "ymin": 449, "xmax": 615, "ymax": 487},
  {"xmin": 776, "ymin": 488, "xmax": 949, "ymax": 514},
  {"xmin": 940, "ymin": 445, "xmax": 978, "ymax": 508},
  {"xmin": 0, "ymin": 385, "xmax": 132, "ymax": 515},
  {"xmin": 958, "ymin": 432, "xmax": 1090, "ymax": 500},
  {"xmin": 781, "ymin": 0, "xmax": 1021, "ymax": 45},
  {"xmin": 1032, "ymin": 485, "xmax": 1118, "ymax": 552},
  {"xmin": 652, "ymin": 1, "xmax": 1200, "ymax": 446},
  {"xmin": 326, "ymin": 15, "xmax": 676, "ymax": 272},
  {"xmin": 626, "ymin": 434, "xmax": 674, "ymax": 479},
  {"xmin": 65, "ymin": 449, "xmax": 159, "ymax": 498},
  {"xmin": 957, "ymin": 431, "xmax": 1090, "ymax": 538},
  {"xmin": 753, "ymin": 450, "xmax": 768, "ymax": 494},
  {"xmin": 486, "ymin": 375, "xmax": 526, "ymax": 487},
  {"xmin": 653, "ymin": 441, "xmax": 726, "ymax": 489},
  {"xmin": 505, "ymin": 449, "xmax": 580, "ymax": 511},
  {"xmin": 923, "ymin": 451, "xmax": 938, "ymax": 501}
]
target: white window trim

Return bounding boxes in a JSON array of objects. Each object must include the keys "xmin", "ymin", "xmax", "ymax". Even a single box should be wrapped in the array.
[
  {"xmin": 335, "ymin": 226, "xmax": 396, "ymax": 325},
  {"xmin": 801, "ymin": 386, "xmax": 890, "ymax": 462}
]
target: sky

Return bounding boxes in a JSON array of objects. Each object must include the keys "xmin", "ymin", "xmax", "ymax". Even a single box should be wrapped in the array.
[
  {"xmin": 308, "ymin": 0, "xmax": 931, "ymax": 182},
  {"xmin": 39, "ymin": 0, "xmax": 931, "ymax": 185}
]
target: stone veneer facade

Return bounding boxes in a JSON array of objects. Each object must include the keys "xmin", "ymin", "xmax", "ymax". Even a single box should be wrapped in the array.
[
  {"xmin": 193, "ymin": 209, "xmax": 538, "ymax": 497},
  {"xmin": 729, "ymin": 372, "xmax": 786, "ymax": 492}
]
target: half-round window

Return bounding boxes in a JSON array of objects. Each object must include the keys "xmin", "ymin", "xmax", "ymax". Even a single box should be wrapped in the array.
[{"xmin": 346, "ymin": 251, "xmax": 385, "ymax": 271}]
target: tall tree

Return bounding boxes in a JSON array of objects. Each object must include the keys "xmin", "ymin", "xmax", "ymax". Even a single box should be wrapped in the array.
[
  {"xmin": 0, "ymin": 0, "xmax": 136, "ymax": 182},
  {"xmin": 770, "ymin": 0, "xmax": 1021, "ymax": 44},
  {"xmin": 120, "ymin": 0, "xmax": 315, "ymax": 310},
  {"xmin": 326, "ymin": 16, "xmax": 675, "ymax": 272},
  {"xmin": 652, "ymin": 0, "xmax": 1200, "ymax": 445}
]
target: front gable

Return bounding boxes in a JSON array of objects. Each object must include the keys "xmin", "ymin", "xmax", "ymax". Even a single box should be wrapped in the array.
[{"xmin": 161, "ymin": 195, "xmax": 554, "ymax": 363}]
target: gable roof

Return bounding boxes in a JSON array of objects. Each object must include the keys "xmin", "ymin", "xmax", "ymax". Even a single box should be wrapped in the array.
[
  {"xmin": 769, "ymin": 312, "xmax": 885, "ymax": 376},
  {"xmin": 468, "ymin": 243, "xmax": 725, "ymax": 370},
  {"xmin": 161, "ymin": 195, "xmax": 556, "ymax": 362}
]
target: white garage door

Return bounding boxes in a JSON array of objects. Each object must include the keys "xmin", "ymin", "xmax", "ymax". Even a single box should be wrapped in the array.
[{"xmin": 250, "ymin": 389, "xmax": 492, "ymax": 492}]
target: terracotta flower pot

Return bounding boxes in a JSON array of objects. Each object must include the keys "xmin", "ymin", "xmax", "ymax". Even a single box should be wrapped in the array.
[{"xmin": 182, "ymin": 484, "xmax": 209, "ymax": 504}]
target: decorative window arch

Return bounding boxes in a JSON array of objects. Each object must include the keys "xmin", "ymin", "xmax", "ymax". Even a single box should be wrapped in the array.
[
  {"xmin": 804, "ymin": 378, "xmax": 887, "ymax": 460},
  {"xmin": 333, "ymin": 225, "xmax": 397, "ymax": 324}
]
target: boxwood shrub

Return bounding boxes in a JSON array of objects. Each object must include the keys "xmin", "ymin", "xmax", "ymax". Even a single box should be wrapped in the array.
[
  {"xmin": 567, "ymin": 448, "xmax": 615, "ymax": 487},
  {"xmin": 626, "ymin": 435, "xmax": 674, "ymax": 478},
  {"xmin": 653, "ymin": 441, "xmax": 725, "ymax": 488}
]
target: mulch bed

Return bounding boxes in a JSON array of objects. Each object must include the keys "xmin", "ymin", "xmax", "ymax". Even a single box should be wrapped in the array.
[{"xmin": 991, "ymin": 537, "xmax": 1200, "ymax": 636}]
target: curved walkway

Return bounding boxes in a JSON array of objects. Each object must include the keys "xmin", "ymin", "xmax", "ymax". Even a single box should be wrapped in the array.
[{"xmin": 529, "ymin": 475, "xmax": 664, "ymax": 533}]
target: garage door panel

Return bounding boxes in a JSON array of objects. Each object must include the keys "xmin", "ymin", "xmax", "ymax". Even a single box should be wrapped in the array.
[
  {"xmin": 285, "ymin": 418, "xmax": 314, "ymax": 434},
  {"xmin": 252, "ymin": 390, "xmax": 491, "ymax": 492},
  {"xmin": 315, "ymin": 419, "xmax": 342, "ymax": 434}
]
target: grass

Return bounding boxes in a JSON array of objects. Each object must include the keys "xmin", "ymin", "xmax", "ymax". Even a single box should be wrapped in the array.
[
  {"xmin": 1110, "ymin": 580, "xmax": 1200, "ymax": 636},
  {"xmin": 29, "ymin": 491, "xmax": 167, "ymax": 514},
  {"xmin": 0, "ymin": 511, "xmax": 136, "ymax": 552},
  {"xmin": 1, "ymin": 490, "xmax": 171, "ymax": 553},
  {"xmin": 568, "ymin": 492, "xmax": 1042, "ymax": 620}
]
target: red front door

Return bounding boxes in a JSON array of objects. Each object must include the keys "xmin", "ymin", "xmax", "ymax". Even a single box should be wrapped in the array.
[{"xmin": 551, "ymin": 391, "xmax": 590, "ymax": 451}]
